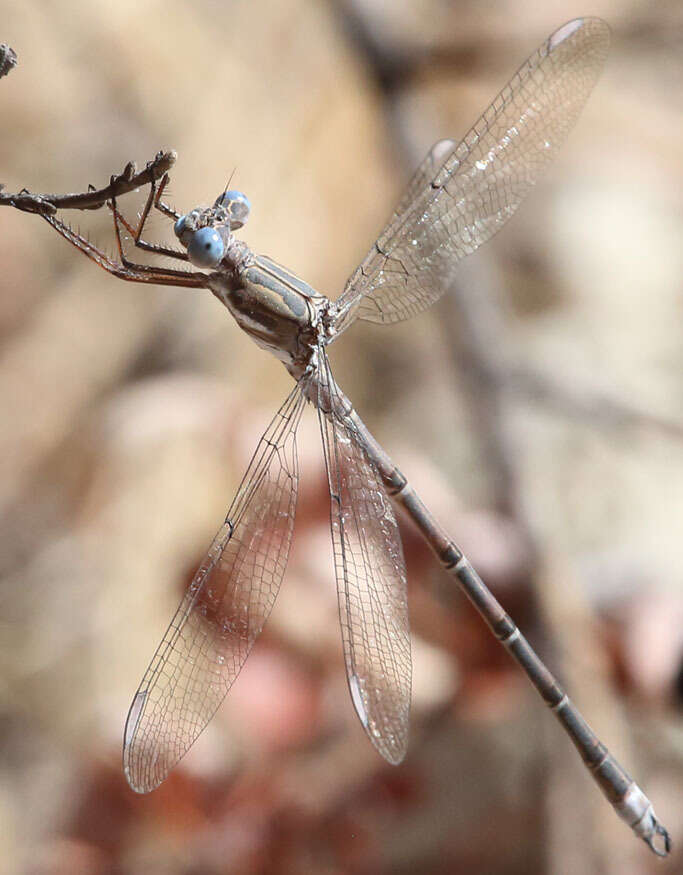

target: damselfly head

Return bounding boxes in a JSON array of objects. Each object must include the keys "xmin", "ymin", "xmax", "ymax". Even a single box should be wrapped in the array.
[
  {"xmin": 173, "ymin": 191, "xmax": 250, "ymax": 269},
  {"xmin": 173, "ymin": 210, "xmax": 225, "ymax": 268}
]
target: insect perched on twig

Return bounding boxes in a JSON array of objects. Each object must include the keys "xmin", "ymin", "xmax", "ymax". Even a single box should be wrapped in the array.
[{"xmin": 0, "ymin": 18, "xmax": 671, "ymax": 857}]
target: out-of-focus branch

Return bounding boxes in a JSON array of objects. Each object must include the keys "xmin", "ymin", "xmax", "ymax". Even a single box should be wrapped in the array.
[{"xmin": 506, "ymin": 364, "xmax": 683, "ymax": 440}]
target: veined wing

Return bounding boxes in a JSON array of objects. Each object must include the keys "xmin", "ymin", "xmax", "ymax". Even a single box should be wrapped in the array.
[
  {"xmin": 123, "ymin": 384, "xmax": 305, "ymax": 793},
  {"xmin": 315, "ymin": 349, "xmax": 411, "ymax": 763},
  {"xmin": 390, "ymin": 138, "xmax": 456, "ymax": 224},
  {"xmin": 332, "ymin": 18, "xmax": 609, "ymax": 333}
]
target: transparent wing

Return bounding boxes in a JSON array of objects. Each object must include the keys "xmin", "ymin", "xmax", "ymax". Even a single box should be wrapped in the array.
[
  {"xmin": 316, "ymin": 350, "xmax": 411, "ymax": 763},
  {"xmin": 123, "ymin": 384, "xmax": 305, "ymax": 793},
  {"xmin": 332, "ymin": 18, "xmax": 610, "ymax": 333},
  {"xmin": 391, "ymin": 138, "xmax": 457, "ymax": 222}
]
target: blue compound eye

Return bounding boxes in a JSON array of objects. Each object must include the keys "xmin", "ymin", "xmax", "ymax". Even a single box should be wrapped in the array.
[
  {"xmin": 173, "ymin": 215, "xmax": 192, "ymax": 245},
  {"xmin": 187, "ymin": 227, "xmax": 225, "ymax": 268},
  {"xmin": 214, "ymin": 190, "xmax": 251, "ymax": 230}
]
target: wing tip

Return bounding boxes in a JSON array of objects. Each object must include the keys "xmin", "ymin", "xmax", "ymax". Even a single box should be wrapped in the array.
[
  {"xmin": 124, "ymin": 769, "xmax": 157, "ymax": 795},
  {"xmin": 549, "ymin": 17, "xmax": 610, "ymax": 54},
  {"xmin": 122, "ymin": 688, "xmax": 167, "ymax": 793},
  {"xmin": 122, "ymin": 743, "xmax": 166, "ymax": 794},
  {"xmin": 381, "ymin": 740, "xmax": 408, "ymax": 766},
  {"xmin": 348, "ymin": 673, "xmax": 410, "ymax": 765}
]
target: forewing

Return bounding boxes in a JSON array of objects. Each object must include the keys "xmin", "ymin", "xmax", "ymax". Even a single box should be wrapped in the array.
[
  {"xmin": 316, "ymin": 353, "xmax": 411, "ymax": 763},
  {"xmin": 390, "ymin": 138, "xmax": 456, "ymax": 223},
  {"xmin": 123, "ymin": 385, "xmax": 305, "ymax": 792},
  {"xmin": 332, "ymin": 18, "xmax": 609, "ymax": 332}
]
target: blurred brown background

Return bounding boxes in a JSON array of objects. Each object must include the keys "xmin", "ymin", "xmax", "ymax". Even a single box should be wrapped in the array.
[{"xmin": 1, "ymin": 2, "xmax": 681, "ymax": 873}]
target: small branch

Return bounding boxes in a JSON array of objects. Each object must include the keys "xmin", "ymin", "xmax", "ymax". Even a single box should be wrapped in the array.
[{"xmin": 0, "ymin": 150, "xmax": 176, "ymax": 216}]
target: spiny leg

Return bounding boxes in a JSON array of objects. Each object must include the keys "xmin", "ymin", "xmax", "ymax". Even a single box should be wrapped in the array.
[
  {"xmin": 108, "ymin": 189, "xmax": 196, "ymax": 279},
  {"xmin": 107, "ymin": 174, "xmax": 189, "ymax": 263},
  {"xmin": 152, "ymin": 172, "xmax": 182, "ymax": 221},
  {"xmin": 43, "ymin": 211, "xmax": 204, "ymax": 288},
  {"xmin": 132, "ymin": 172, "xmax": 183, "ymax": 242}
]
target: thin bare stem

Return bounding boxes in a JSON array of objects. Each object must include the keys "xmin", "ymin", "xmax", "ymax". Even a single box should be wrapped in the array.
[{"xmin": 0, "ymin": 150, "xmax": 176, "ymax": 215}]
